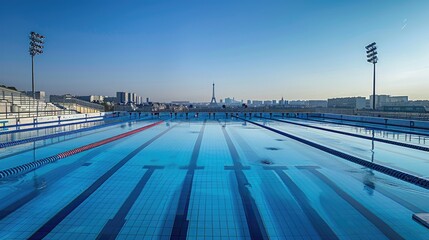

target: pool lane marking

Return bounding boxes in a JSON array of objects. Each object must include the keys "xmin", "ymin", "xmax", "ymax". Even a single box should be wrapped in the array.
[
  {"xmin": 0, "ymin": 190, "xmax": 39, "ymax": 221},
  {"xmin": 369, "ymin": 184, "xmax": 425, "ymax": 213},
  {"xmin": 268, "ymin": 165, "xmax": 424, "ymax": 234},
  {"xmin": 239, "ymin": 117, "xmax": 429, "ymax": 190},
  {"xmin": 298, "ymin": 166, "xmax": 405, "ymax": 240},
  {"xmin": 229, "ymin": 123, "xmax": 337, "ymax": 238},
  {"xmin": 0, "ymin": 144, "xmax": 117, "ymax": 221},
  {"xmin": 0, "ymin": 121, "xmax": 164, "ymax": 179},
  {"xmin": 97, "ymin": 165, "xmax": 164, "ymax": 239},
  {"xmin": 265, "ymin": 166, "xmax": 339, "ymax": 240},
  {"xmin": 221, "ymin": 127, "xmax": 269, "ymax": 240},
  {"xmin": 170, "ymin": 120, "xmax": 206, "ymax": 239},
  {"xmin": 261, "ymin": 116, "xmax": 429, "ymax": 152},
  {"xmin": 254, "ymin": 118, "xmax": 425, "ymax": 215},
  {"xmin": 28, "ymin": 122, "xmax": 174, "ymax": 240}
]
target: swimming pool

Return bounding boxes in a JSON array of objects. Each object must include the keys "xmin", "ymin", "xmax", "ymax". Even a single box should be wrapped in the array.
[{"xmin": 0, "ymin": 114, "xmax": 428, "ymax": 239}]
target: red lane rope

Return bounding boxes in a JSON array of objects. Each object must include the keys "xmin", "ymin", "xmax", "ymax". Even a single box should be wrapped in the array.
[{"xmin": 0, "ymin": 121, "xmax": 164, "ymax": 179}]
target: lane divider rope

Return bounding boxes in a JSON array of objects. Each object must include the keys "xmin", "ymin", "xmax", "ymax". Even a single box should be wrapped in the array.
[
  {"xmin": 0, "ymin": 116, "xmax": 130, "ymax": 136},
  {"xmin": 301, "ymin": 116, "xmax": 429, "ymax": 137},
  {"xmin": 0, "ymin": 117, "xmax": 149, "ymax": 149},
  {"xmin": 238, "ymin": 117, "xmax": 429, "ymax": 190},
  {"xmin": 0, "ymin": 121, "xmax": 163, "ymax": 179},
  {"xmin": 260, "ymin": 116, "xmax": 429, "ymax": 152}
]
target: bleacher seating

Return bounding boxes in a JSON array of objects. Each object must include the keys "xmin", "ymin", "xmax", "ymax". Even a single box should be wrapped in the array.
[{"xmin": 0, "ymin": 86, "xmax": 71, "ymax": 119}]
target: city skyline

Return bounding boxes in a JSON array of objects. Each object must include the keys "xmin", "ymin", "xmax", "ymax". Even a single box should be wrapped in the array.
[{"xmin": 1, "ymin": 1, "xmax": 429, "ymax": 102}]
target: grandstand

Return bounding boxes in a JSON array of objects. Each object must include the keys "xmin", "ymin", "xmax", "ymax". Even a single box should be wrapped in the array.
[
  {"xmin": 50, "ymin": 94, "xmax": 104, "ymax": 113},
  {"xmin": 0, "ymin": 86, "xmax": 70, "ymax": 119},
  {"xmin": 1, "ymin": 86, "xmax": 104, "ymax": 122}
]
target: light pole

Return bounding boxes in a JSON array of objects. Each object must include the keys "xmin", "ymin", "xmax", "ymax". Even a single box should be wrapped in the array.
[
  {"xmin": 29, "ymin": 32, "xmax": 45, "ymax": 118},
  {"xmin": 366, "ymin": 42, "xmax": 378, "ymax": 110}
]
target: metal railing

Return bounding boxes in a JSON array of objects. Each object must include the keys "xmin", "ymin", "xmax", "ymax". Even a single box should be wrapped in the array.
[{"xmin": 314, "ymin": 107, "xmax": 429, "ymax": 121}]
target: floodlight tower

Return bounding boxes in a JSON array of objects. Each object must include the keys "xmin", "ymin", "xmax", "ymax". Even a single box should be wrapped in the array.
[
  {"xmin": 365, "ymin": 42, "xmax": 378, "ymax": 110},
  {"xmin": 29, "ymin": 32, "xmax": 45, "ymax": 100}
]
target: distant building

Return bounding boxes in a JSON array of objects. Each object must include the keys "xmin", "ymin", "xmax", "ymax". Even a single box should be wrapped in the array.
[
  {"xmin": 136, "ymin": 96, "xmax": 143, "ymax": 105},
  {"xmin": 327, "ymin": 97, "xmax": 366, "ymax": 109},
  {"xmin": 24, "ymin": 91, "xmax": 46, "ymax": 102},
  {"xmin": 247, "ymin": 100, "xmax": 252, "ymax": 105},
  {"xmin": 408, "ymin": 100, "xmax": 429, "ymax": 107},
  {"xmin": 116, "ymin": 92, "xmax": 128, "ymax": 104},
  {"xmin": 389, "ymin": 96, "xmax": 408, "ymax": 103},
  {"xmin": 308, "ymin": 100, "xmax": 327, "ymax": 108},
  {"xmin": 128, "ymin": 92, "xmax": 136, "ymax": 103},
  {"xmin": 369, "ymin": 95, "xmax": 408, "ymax": 108},
  {"xmin": 278, "ymin": 98, "xmax": 287, "ymax": 106},
  {"xmin": 378, "ymin": 99, "xmax": 429, "ymax": 112},
  {"xmin": 272, "ymin": 100, "xmax": 277, "ymax": 105},
  {"xmin": 171, "ymin": 101, "xmax": 190, "ymax": 105},
  {"xmin": 365, "ymin": 99, "xmax": 371, "ymax": 109},
  {"xmin": 76, "ymin": 96, "xmax": 91, "ymax": 102},
  {"xmin": 252, "ymin": 100, "xmax": 263, "ymax": 106},
  {"xmin": 104, "ymin": 96, "xmax": 117, "ymax": 103},
  {"xmin": 76, "ymin": 95, "xmax": 104, "ymax": 103},
  {"xmin": 263, "ymin": 100, "xmax": 272, "ymax": 105},
  {"xmin": 288, "ymin": 100, "xmax": 308, "ymax": 107},
  {"xmin": 381, "ymin": 105, "xmax": 427, "ymax": 113},
  {"xmin": 224, "ymin": 97, "xmax": 241, "ymax": 105}
]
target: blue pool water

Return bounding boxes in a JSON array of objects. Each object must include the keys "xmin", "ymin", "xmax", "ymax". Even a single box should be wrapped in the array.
[{"xmin": 0, "ymin": 115, "xmax": 428, "ymax": 239}]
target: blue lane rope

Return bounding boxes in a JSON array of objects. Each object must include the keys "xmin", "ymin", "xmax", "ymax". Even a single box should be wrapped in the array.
[
  {"xmin": 0, "ymin": 115, "xmax": 132, "ymax": 135},
  {"xmin": 0, "ymin": 116, "xmax": 149, "ymax": 149},
  {"xmin": 3, "ymin": 114, "xmax": 105, "ymax": 129},
  {"xmin": 261, "ymin": 116, "xmax": 429, "ymax": 152}
]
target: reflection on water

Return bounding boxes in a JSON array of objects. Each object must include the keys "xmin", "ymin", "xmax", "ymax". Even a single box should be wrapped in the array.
[
  {"xmin": 363, "ymin": 169, "xmax": 375, "ymax": 196},
  {"xmin": 371, "ymin": 130, "xmax": 375, "ymax": 162},
  {"xmin": 32, "ymin": 142, "xmax": 47, "ymax": 190}
]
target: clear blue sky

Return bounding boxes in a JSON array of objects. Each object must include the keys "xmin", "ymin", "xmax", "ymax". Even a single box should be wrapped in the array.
[{"xmin": 1, "ymin": 0, "xmax": 429, "ymax": 102}]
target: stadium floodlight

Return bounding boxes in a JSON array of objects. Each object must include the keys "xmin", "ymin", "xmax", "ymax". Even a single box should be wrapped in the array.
[
  {"xmin": 366, "ymin": 42, "xmax": 378, "ymax": 110},
  {"xmin": 365, "ymin": 42, "xmax": 376, "ymax": 50},
  {"xmin": 29, "ymin": 32, "xmax": 45, "ymax": 118},
  {"xmin": 29, "ymin": 32, "xmax": 45, "ymax": 99}
]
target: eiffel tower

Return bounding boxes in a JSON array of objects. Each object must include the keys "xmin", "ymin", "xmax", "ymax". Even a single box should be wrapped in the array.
[{"xmin": 210, "ymin": 82, "xmax": 217, "ymax": 105}]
